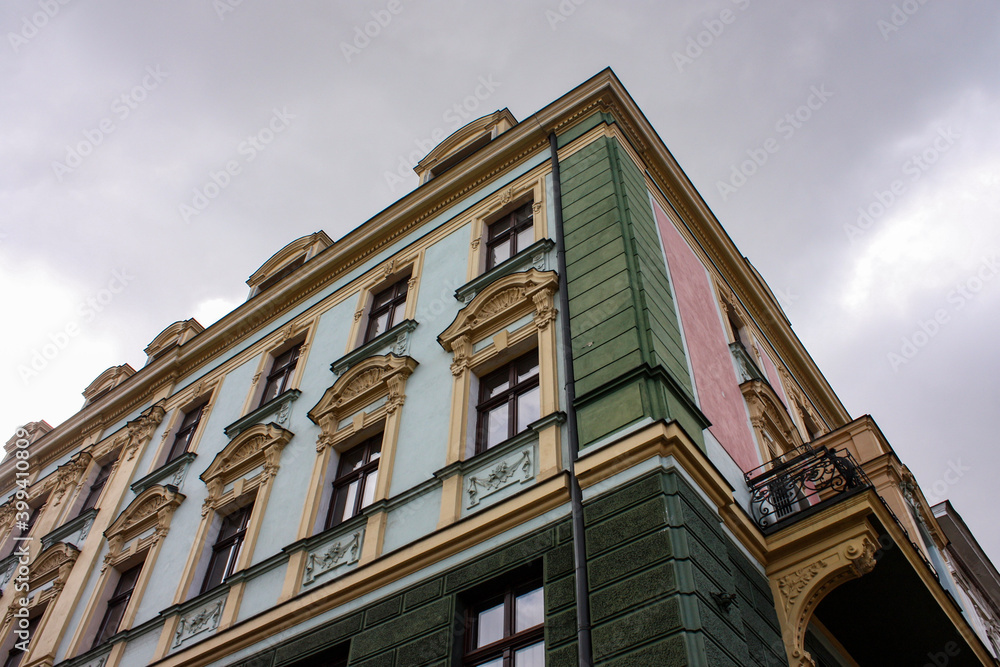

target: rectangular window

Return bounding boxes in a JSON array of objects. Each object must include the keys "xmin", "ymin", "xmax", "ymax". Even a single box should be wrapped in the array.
[
  {"xmin": 259, "ymin": 343, "xmax": 302, "ymax": 407},
  {"xmin": 167, "ymin": 404, "xmax": 204, "ymax": 463},
  {"xmin": 475, "ymin": 350, "xmax": 540, "ymax": 454},
  {"xmin": 79, "ymin": 462, "xmax": 113, "ymax": 514},
  {"xmin": 93, "ymin": 561, "xmax": 144, "ymax": 648},
  {"xmin": 325, "ymin": 436, "xmax": 381, "ymax": 530},
  {"xmin": 2, "ymin": 615, "xmax": 39, "ymax": 667},
  {"xmin": 464, "ymin": 580, "xmax": 544, "ymax": 666},
  {"xmin": 485, "ymin": 203, "xmax": 534, "ymax": 271},
  {"xmin": 364, "ymin": 278, "xmax": 409, "ymax": 343},
  {"xmin": 201, "ymin": 503, "xmax": 254, "ymax": 593}
]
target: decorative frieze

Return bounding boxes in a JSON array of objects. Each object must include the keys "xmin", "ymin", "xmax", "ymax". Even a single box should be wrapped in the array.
[
  {"xmin": 467, "ymin": 449, "xmax": 533, "ymax": 508},
  {"xmin": 173, "ymin": 594, "xmax": 226, "ymax": 648},
  {"xmin": 302, "ymin": 529, "xmax": 363, "ymax": 586}
]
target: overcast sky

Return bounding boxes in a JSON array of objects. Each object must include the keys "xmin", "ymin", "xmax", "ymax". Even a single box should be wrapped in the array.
[{"xmin": 2, "ymin": 1, "xmax": 998, "ymax": 564}]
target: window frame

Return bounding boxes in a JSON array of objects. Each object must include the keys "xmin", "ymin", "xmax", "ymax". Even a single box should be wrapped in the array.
[
  {"xmin": 78, "ymin": 461, "xmax": 114, "ymax": 515},
  {"xmin": 200, "ymin": 501, "xmax": 254, "ymax": 594},
  {"xmin": 92, "ymin": 561, "xmax": 143, "ymax": 648},
  {"xmin": 463, "ymin": 578, "xmax": 545, "ymax": 666},
  {"xmin": 363, "ymin": 278, "xmax": 410, "ymax": 344},
  {"xmin": 474, "ymin": 350, "xmax": 540, "ymax": 455},
  {"xmin": 346, "ymin": 255, "xmax": 422, "ymax": 354},
  {"xmin": 258, "ymin": 342, "xmax": 302, "ymax": 408},
  {"xmin": 325, "ymin": 435, "xmax": 382, "ymax": 530},
  {"xmin": 166, "ymin": 403, "xmax": 205, "ymax": 463},
  {"xmin": 484, "ymin": 202, "xmax": 535, "ymax": 272}
]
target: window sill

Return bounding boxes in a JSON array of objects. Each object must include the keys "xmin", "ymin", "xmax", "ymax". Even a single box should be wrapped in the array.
[
  {"xmin": 224, "ymin": 388, "xmax": 301, "ymax": 439},
  {"xmin": 40, "ymin": 508, "xmax": 98, "ymax": 551},
  {"xmin": 131, "ymin": 452, "xmax": 198, "ymax": 496},
  {"xmin": 331, "ymin": 319, "xmax": 418, "ymax": 376},
  {"xmin": 455, "ymin": 238, "xmax": 555, "ymax": 304}
]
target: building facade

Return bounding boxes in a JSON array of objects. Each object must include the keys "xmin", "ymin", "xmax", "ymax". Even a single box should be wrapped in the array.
[{"xmin": 2, "ymin": 70, "xmax": 997, "ymax": 667}]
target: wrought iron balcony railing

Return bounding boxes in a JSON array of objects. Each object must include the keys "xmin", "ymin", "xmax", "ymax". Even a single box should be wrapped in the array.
[{"xmin": 744, "ymin": 444, "xmax": 873, "ymax": 532}]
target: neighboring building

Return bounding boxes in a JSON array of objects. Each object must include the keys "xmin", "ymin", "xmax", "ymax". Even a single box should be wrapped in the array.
[
  {"xmin": 2, "ymin": 69, "xmax": 997, "ymax": 667},
  {"xmin": 933, "ymin": 501, "xmax": 1000, "ymax": 660}
]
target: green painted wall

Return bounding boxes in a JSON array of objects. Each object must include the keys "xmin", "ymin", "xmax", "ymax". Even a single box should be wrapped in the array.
[
  {"xmin": 225, "ymin": 470, "xmax": 783, "ymax": 667},
  {"xmin": 558, "ymin": 131, "xmax": 706, "ymax": 447}
]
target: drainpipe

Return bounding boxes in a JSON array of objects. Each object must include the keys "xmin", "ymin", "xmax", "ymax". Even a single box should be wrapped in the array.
[{"xmin": 548, "ymin": 131, "xmax": 594, "ymax": 667}]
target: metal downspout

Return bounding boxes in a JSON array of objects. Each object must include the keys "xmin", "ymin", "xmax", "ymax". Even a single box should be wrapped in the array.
[{"xmin": 548, "ymin": 131, "xmax": 594, "ymax": 667}]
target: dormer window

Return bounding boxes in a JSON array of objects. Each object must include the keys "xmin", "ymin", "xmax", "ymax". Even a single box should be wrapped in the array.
[
  {"xmin": 246, "ymin": 231, "xmax": 333, "ymax": 299},
  {"xmin": 414, "ymin": 109, "xmax": 517, "ymax": 185}
]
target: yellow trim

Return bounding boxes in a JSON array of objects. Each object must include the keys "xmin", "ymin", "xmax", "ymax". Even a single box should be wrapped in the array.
[{"xmin": 464, "ymin": 173, "xmax": 547, "ymax": 282}]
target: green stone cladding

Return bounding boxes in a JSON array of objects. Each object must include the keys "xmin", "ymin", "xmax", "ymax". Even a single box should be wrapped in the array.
[
  {"xmin": 226, "ymin": 469, "xmax": 782, "ymax": 666},
  {"xmin": 557, "ymin": 130, "xmax": 707, "ymax": 447}
]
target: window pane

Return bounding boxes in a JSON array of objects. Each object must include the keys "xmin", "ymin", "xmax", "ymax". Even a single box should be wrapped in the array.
[
  {"xmin": 516, "ymin": 227, "xmax": 534, "ymax": 255},
  {"xmin": 476, "ymin": 602, "xmax": 505, "ymax": 648},
  {"xmin": 369, "ymin": 311, "xmax": 390, "ymax": 339},
  {"xmin": 485, "ymin": 405, "xmax": 509, "ymax": 450},
  {"xmin": 337, "ymin": 447, "xmax": 366, "ymax": 476},
  {"xmin": 489, "ymin": 244, "xmax": 511, "ymax": 268},
  {"xmin": 260, "ymin": 379, "xmax": 281, "ymax": 405},
  {"xmin": 343, "ymin": 480, "xmax": 361, "ymax": 518},
  {"xmin": 488, "ymin": 217, "xmax": 511, "ymax": 238},
  {"xmin": 390, "ymin": 301, "xmax": 406, "ymax": 328},
  {"xmin": 361, "ymin": 470, "xmax": 378, "ymax": 508},
  {"xmin": 514, "ymin": 641, "xmax": 545, "ymax": 667},
  {"xmin": 516, "ymin": 386, "xmax": 540, "ymax": 434},
  {"xmin": 516, "ymin": 350, "xmax": 539, "ymax": 381},
  {"xmin": 368, "ymin": 439, "xmax": 382, "ymax": 461},
  {"xmin": 372, "ymin": 287, "xmax": 394, "ymax": 308},
  {"xmin": 515, "ymin": 587, "xmax": 544, "ymax": 632},
  {"xmin": 481, "ymin": 369, "xmax": 510, "ymax": 399}
]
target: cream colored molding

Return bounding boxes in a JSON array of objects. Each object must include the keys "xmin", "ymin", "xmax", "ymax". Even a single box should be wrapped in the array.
[
  {"xmin": 299, "ymin": 354, "xmax": 417, "ymax": 563},
  {"xmin": 463, "ymin": 173, "xmax": 547, "ymax": 282},
  {"xmin": 344, "ymin": 252, "xmax": 424, "ymax": 353},
  {"xmin": 103, "ymin": 485, "xmax": 184, "ymax": 572},
  {"xmin": 740, "ymin": 379, "xmax": 803, "ymax": 465},
  {"xmin": 768, "ymin": 531, "xmax": 879, "ymax": 667}
]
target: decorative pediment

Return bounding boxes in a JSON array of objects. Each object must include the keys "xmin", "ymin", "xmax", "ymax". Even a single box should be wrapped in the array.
[
  {"xmin": 309, "ymin": 355, "xmax": 418, "ymax": 439},
  {"xmin": 145, "ymin": 319, "xmax": 204, "ymax": 362},
  {"xmin": 105, "ymin": 484, "xmax": 184, "ymax": 562},
  {"xmin": 30, "ymin": 541, "xmax": 80, "ymax": 589},
  {"xmin": 247, "ymin": 231, "xmax": 333, "ymax": 293},
  {"xmin": 438, "ymin": 270, "xmax": 558, "ymax": 355},
  {"xmin": 741, "ymin": 379, "xmax": 803, "ymax": 458},
  {"xmin": 83, "ymin": 364, "xmax": 135, "ymax": 403},
  {"xmin": 200, "ymin": 423, "xmax": 293, "ymax": 489}
]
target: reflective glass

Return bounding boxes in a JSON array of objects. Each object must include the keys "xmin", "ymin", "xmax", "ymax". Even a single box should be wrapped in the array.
[
  {"xmin": 515, "ymin": 587, "xmax": 544, "ymax": 632},
  {"xmin": 514, "ymin": 641, "xmax": 545, "ymax": 666},
  {"xmin": 476, "ymin": 602, "xmax": 504, "ymax": 647}
]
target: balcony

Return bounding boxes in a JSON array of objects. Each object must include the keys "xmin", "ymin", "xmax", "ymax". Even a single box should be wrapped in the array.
[{"xmin": 745, "ymin": 444, "xmax": 873, "ymax": 533}]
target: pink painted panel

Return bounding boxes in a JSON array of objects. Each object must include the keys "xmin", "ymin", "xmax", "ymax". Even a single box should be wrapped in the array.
[
  {"xmin": 652, "ymin": 200, "xmax": 760, "ymax": 472},
  {"xmin": 759, "ymin": 345, "xmax": 789, "ymax": 408}
]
